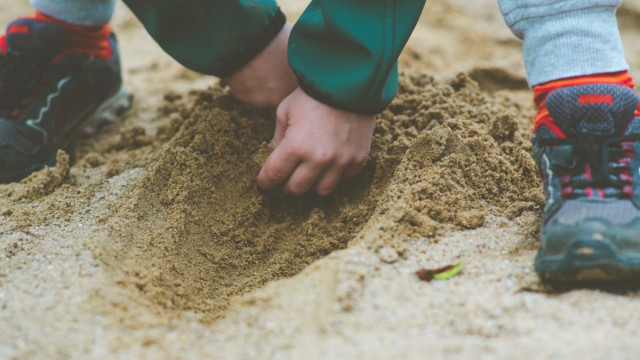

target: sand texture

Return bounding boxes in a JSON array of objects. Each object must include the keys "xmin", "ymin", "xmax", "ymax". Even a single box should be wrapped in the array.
[{"xmin": 3, "ymin": 1, "xmax": 640, "ymax": 359}]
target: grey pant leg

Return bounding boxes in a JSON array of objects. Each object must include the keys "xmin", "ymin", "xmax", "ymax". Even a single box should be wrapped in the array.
[
  {"xmin": 30, "ymin": 0, "xmax": 116, "ymax": 26},
  {"xmin": 498, "ymin": 0, "xmax": 628, "ymax": 86}
]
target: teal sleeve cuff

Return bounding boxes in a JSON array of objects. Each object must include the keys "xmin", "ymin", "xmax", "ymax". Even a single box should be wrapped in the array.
[
  {"xmin": 124, "ymin": 0, "xmax": 285, "ymax": 77},
  {"xmin": 288, "ymin": 0, "xmax": 426, "ymax": 114}
]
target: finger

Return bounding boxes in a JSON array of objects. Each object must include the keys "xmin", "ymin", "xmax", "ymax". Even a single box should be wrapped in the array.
[
  {"xmin": 343, "ymin": 156, "xmax": 368, "ymax": 179},
  {"xmin": 284, "ymin": 161, "xmax": 328, "ymax": 195},
  {"xmin": 314, "ymin": 162, "xmax": 349, "ymax": 196},
  {"xmin": 257, "ymin": 144, "xmax": 300, "ymax": 190}
]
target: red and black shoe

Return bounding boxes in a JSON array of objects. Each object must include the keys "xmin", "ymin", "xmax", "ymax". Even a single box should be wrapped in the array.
[
  {"xmin": 0, "ymin": 17, "xmax": 131, "ymax": 183},
  {"xmin": 533, "ymin": 77, "xmax": 640, "ymax": 282}
]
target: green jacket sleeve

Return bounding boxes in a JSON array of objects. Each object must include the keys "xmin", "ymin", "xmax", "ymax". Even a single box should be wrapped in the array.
[
  {"xmin": 123, "ymin": 0, "xmax": 285, "ymax": 77},
  {"xmin": 288, "ymin": 0, "xmax": 426, "ymax": 114}
]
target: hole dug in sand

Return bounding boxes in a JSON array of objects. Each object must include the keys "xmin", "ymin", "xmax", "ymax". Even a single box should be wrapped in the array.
[{"xmin": 97, "ymin": 71, "xmax": 543, "ymax": 323}]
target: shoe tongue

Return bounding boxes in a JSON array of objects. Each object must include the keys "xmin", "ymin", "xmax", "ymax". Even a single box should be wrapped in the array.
[
  {"xmin": 5, "ymin": 19, "xmax": 64, "ymax": 61},
  {"xmin": 546, "ymin": 84, "xmax": 640, "ymax": 136}
]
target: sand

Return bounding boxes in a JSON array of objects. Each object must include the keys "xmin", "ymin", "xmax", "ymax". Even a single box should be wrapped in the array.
[{"xmin": 2, "ymin": 0, "xmax": 640, "ymax": 359}]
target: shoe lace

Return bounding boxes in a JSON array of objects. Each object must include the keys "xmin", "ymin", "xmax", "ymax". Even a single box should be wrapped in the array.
[
  {"xmin": 539, "ymin": 134, "xmax": 640, "ymax": 200},
  {"xmin": 0, "ymin": 50, "xmax": 49, "ymax": 121}
]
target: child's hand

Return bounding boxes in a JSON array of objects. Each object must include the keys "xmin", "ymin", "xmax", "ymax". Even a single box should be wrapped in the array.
[{"xmin": 257, "ymin": 87, "xmax": 376, "ymax": 196}]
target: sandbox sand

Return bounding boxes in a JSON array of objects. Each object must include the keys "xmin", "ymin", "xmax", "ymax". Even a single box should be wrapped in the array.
[{"xmin": 3, "ymin": 1, "xmax": 640, "ymax": 359}]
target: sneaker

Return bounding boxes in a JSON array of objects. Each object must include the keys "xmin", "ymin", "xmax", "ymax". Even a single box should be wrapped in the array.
[
  {"xmin": 533, "ymin": 83, "xmax": 640, "ymax": 282},
  {"xmin": 0, "ymin": 18, "xmax": 131, "ymax": 183}
]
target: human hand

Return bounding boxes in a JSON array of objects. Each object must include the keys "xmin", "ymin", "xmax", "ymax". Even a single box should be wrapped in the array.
[
  {"xmin": 222, "ymin": 23, "xmax": 298, "ymax": 109},
  {"xmin": 257, "ymin": 87, "xmax": 376, "ymax": 196}
]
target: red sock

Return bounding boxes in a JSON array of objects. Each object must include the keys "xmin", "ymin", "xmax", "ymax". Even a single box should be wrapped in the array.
[
  {"xmin": 532, "ymin": 71, "xmax": 639, "ymax": 137},
  {"xmin": 35, "ymin": 11, "xmax": 112, "ymax": 60},
  {"xmin": 0, "ymin": 12, "xmax": 112, "ymax": 59}
]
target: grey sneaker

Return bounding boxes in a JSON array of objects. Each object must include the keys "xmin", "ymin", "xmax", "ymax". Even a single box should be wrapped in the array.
[
  {"xmin": 533, "ymin": 83, "xmax": 640, "ymax": 282},
  {"xmin": 0, "ymin": 18, "xmax": 131, "ymax": 183}
]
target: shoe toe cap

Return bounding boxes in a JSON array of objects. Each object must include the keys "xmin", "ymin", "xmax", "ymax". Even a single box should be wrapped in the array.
[
  {"xmin": 0, "ymin": 118, "xmax": 41, "ymax": 178},
  {"xmin": 0, "ymin": 118, "xmax": 38, "ymax": 153}
]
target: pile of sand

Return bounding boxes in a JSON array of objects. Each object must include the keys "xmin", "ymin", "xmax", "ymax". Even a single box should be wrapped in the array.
[{"xmin": 93, "ymin": 71, "xmax": 542, "ymax": 323}]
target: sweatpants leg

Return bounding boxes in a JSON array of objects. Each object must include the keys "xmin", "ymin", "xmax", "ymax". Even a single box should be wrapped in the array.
[
  {"xmin": 498, "ymin": 0, "xmax": 628, "ymax": 86},
  {"xmin": 29, "ymin": 0, "xmax": 116, "ymax": 26}
]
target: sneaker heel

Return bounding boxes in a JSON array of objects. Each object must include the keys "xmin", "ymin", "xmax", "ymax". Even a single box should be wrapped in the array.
[{"xmin": 82, "ymin": 85, "xmax": 133, "ymax": 135}]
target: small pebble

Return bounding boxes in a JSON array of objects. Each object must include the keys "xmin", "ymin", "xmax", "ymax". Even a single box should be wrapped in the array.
[{"xmin": 379, "ymin": 247, "xmax": 399, "ymax": 264}]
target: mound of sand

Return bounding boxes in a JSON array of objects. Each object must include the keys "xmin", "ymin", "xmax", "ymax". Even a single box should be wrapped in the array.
[{"xmin": 96, "ymin": 71, "xmax": 542, "ymax": 323}]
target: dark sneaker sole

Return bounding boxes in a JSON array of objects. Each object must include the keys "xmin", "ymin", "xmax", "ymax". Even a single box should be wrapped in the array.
[
  {"xmin": 536, "ymin": 238, "xmax": 640, "ymax": 282},
  {"xmin": 0, "ymin": 86, "xmax": 132, "ymax": 184}
]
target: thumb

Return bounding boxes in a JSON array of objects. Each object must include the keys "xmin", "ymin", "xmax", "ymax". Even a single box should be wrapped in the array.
[{"xmin": 270, "ymin": 100, "xmax": 289, "ymax": 149}]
